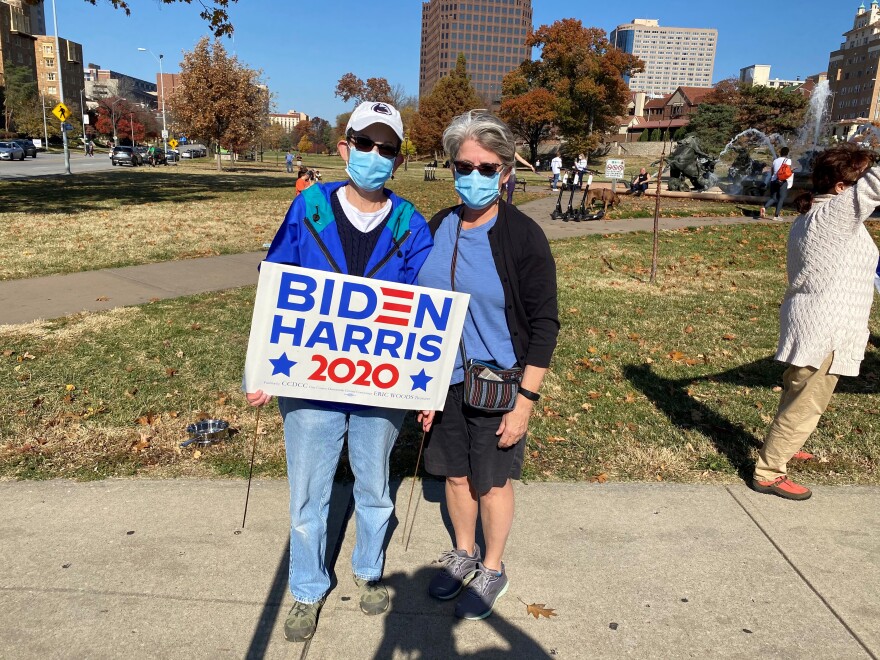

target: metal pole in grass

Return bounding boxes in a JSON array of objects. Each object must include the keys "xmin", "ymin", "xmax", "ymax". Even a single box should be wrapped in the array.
[
  {"xmin": 650, "ymin": 119, "xmax": 674, "ymax": 284},
  {"xmin": 241, "ymin": 407, "xmax": 262, "ymax": 528},
  {"xmin": 400, "ymin": 429, "xmax": 427, "ymax": 551}
]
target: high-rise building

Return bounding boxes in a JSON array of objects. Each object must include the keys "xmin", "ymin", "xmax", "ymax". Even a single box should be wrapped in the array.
[
  {"xmin": 268, "ymin": 110, "xmax": 309, "ymax": 132},
  {"xmin": 828, "ymin": 1, "xmax": 880, "ymax": 122},
  {"xmin": 157, "ymin": 72, "xmax": 182, "ymax": 110},
  {"xmin": 34, "ymin": 35, "xmax": 83, "ymax": 107},
  {"xmin": 1, "ymin": 0, "xmax": 44, "ymax": 35},
  {"xmin": 610, "ymin": 19, "xmax": 717, "ymax": 96},
  {"xmin": 84, "ymin": 63, "xmax": 157, "ymax": 108},
  {"xmin": 419, "ymin": 0, "xmax": 532, "ymax": 105},
  {"xmin": 0, "ymin": 0, "xmax": 37, "ymax": 87}
]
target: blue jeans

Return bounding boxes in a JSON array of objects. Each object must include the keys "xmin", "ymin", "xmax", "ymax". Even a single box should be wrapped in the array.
[
  {"xmin": 279, "ymin": 397, "xmax": 405, "ymax": 603},
  {"xmin": 552, "ymin": 173, "xmax": 560, "ymax": 189}
]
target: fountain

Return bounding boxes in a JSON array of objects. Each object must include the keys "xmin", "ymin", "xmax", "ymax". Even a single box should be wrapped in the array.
[{"xmin": 796, "ymin": 80, "xmax": 832, "ymax": 152}]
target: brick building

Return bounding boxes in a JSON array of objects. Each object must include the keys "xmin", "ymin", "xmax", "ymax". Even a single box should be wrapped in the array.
[
  {"xmin": 0, "ymin": 1, "xmax": 36, "ymax": 87},
  {"xmin": 157, "ymin": 72, "xmax": 181, "ymax": 109},
  {"xmin": 828, "ymin": 1, "xmax": 880, "ymax": 122},
  {"xmin": 419, "ymin": 0, "xmax": 532, "ymax": 106},
  {"xmin": 84, "ymin": 63, "xmax": 157, "ymax": 108},
  {"xmin": 34, "ymin": 35, "xmax": 83, "ymax": 108},
  {"xmin": 269, "ymin": 110, "xmax": 309, "ymax": 132}
]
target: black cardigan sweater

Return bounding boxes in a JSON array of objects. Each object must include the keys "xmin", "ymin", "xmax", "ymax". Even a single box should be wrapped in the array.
[{"xmin": 428, "ymin": 200, "xmax": 560, "ymax": 369}]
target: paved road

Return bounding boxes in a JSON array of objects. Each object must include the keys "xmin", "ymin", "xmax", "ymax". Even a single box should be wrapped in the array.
[{"xmin": 0, "ymin": 151, "xmax": 116, "ymax": 180}]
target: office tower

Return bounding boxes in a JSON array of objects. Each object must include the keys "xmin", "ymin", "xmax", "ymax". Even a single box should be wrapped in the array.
[
  {"xmin": 610, "ymin": 19, "xmax": 716, "ymax": 96},
  {"xmin": 419, "ymin": 0, "xmax": 532, "ymax": 105}
]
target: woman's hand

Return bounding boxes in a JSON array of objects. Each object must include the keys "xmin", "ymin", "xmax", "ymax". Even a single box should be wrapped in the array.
[
  {"xmin": 496, "ymin": 397, "xmax": 533, "ymax": 448},
  {"xmin": 417, "ymin": 410, "xmax": 435, "ymax": 432},
  {"xmin": 246, "ymin": 390, "xmax": 272, "ymax": 407}
]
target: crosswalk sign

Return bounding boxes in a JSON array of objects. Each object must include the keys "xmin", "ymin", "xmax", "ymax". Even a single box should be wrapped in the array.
[
  {"xmin": 51, "ymin": 102, "xmax": 70, "ymax": 122},
  {"xmin": 168, "ymin": 138, "xmax": 178, "ymax": 150}
]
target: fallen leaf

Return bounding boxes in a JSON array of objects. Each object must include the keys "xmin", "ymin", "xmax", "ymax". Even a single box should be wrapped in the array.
[
  {"xmin": 580, "ymin": 402, "xmax": 592, "ymax": 411},
  {"xmin": 165, "ymin": 368, "xmax": 178, "ymax": 377},
  {"xmin": 624, "ymin": 393, "xmax": 636, "ymax": 403},
  {"xmin": 21, "ymin": 351, "xmax": 36, "ymax": 360},
  {"xmin": 546, "ymin": 436, "xmax": 566, "ymax": 443},
  {"xmin": 668, "ymin": 351, "xmax": 686, "ymax": 362},
  {"xmin": 135, "ymin": 413, "xmax": 158, "ymax": 426},
  {"xmin": 588, "ymin": 391, "xmax": 602, "ymax": 399},
  {"xmin": 96, "ymin": 296, "xmax": 110, "ymax": 302},
  {"xmin": 149, "ymin": 297, "xmax": 161, "ymax": 303},
  {"xmin": 525, "ymin": 602, "xmax": 558, "ymax": 619},
  {"xmin": 567, "ymin": 307, "xmax": 579, "ymax": 314},
  {"xmin": 590, "ymin": 472, "xmax": 608, "ymax": 483},
  {"xmin": 684, "ymin": 325, "xmax": 694, "ymax": 334},
  {"xmin": 722, "ymin": 333, "xmax": 737, "ymax": 341},
  {"xmin": 2, "ymin": 350, "xmax": 14, "ymax": 357},
  {"xmin": 587, "ymin": 346, "xmax": 598, "ymax": 354},
  {"xmin": 192, "ymin": 450, "xmax": 202, "ymax": 460},
  {"xmin": 190, "ymin": 323, "xmax": 202, "ymax": 330},
  {"xmin": 65, "ymin": 384, "xmax": 75, "ymax": 392}
]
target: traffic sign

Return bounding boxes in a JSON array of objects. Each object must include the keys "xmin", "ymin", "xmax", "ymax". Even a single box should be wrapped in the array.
[
  {"xmin": 61, "ymin": 122, "xmax": 73, "ymax": 132},
  {"xmin": 161, "ymin": 129, "xmax": 169, "ymax": 139},
  {"xmin": 168, "ymin": 138, "xmax": 178, "ymax": 150},
  {"xmin": 52, "ymin": 102, "xmax": 70, "ymax": 122}
]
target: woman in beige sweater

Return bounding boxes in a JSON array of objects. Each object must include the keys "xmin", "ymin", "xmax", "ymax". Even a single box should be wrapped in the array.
[{"xmin": 755, "ymin": 144, "xmax": 879, "ymax": 500}]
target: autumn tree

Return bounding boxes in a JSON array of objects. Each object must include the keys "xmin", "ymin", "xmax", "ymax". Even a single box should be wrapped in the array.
[
  {"xmin": 26, "ymin": 0, "xmax": 239, "ymax": 36},
  {"xmin": 526, "ymin": 19, "xmax": 643, "ymax": 154},
  {"xmin": 2, "ymin": 60, "xmax": 42, "ymax": 136},
  {"xmin": 410, "ymin": 54, "xmax": 483, "ymax": 155},
  {"xmin": 290, "ymin": 119, "xmax": 312, "ymax": 151},
  {"xmin": 334, "ymin": 111, "xmax": 352, "ymax": 146},
  {"xmin": 335, "ymin": 73, "xmax": 394, "ymax": 106},
  {"xmin": 704, "ymin": 78, "xmax": 742, "ymax": 106},
  {"xmin": 309, "ymin": 117, "xmax": 332, "ymax": 153},
  {"xmin": 94, "ymin": 96, "xmax": 141, "ymax": 141},
  {"xmin": 687, "ymin": 103, "xmax": 738, "ymax": 154},
  {"xmin": 297, "ymin": 135, "xmax": 312, "ymax": 154},
  {"xmin": 500, "ymin": 62, "xmax": 558, "ymax": 162},
  {"xmin": 169, "ymin": 37, "xmax": 269, "ymax": 170}
]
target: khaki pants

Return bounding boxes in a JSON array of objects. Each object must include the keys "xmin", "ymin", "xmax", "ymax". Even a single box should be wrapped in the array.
[{"xmin": 754, "ymin": 353, "xmax": 839, "ymax": 482}]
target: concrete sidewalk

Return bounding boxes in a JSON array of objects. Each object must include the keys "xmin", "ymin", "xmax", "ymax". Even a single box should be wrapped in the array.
[
  {"xmin": 0, "ymin": 479, "xmax": 876, "ymax": 659},
  {"xmin": 0, "ymin": 195, "xmax": 776, "ymax": 326}
]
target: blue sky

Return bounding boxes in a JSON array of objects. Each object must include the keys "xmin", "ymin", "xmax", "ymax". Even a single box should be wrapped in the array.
[{"xmin": 59, "ymin": 0, "xmax": 853, "ymax": 122}]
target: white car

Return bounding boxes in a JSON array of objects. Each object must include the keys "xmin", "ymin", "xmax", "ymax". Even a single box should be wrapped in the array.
[{"xmin": 0, "ymin": 141, "xmax": 26, "ymax": 160}]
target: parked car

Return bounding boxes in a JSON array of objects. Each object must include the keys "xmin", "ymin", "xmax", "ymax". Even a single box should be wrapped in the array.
[
  {"xmin": 110, "ymin": 146, "xmax": 142, "ymax": 166},
  {"xmin": 0, "ymin": 141, "xmax": 26, "ymax": 161},
  {"xmin": 11, "ymin": 139, "xmax": 37, "ymax": 158},
  {"xmin": 165, "ymin": 149, "xmax": 179, "ymax": 162}
]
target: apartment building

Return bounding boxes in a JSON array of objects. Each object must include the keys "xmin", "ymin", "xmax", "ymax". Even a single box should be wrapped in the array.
[
  {"xmin": 419, "ymin": 0, "xmax": 532, "ymax": 105},
  {"xmin": 0, "ymin": 0, "xmax": 36, "ymax": 86},
  {"xmin": 610, "ymin": 19, "xmax": 716, "ymax": 96},
  {"xmin": 34, "ymin": 35, "xmax": 83, "ymax": 106},
  {"xmin": 269, "ymin": 110, "xmax": 309, "ymax": 132},
  {"xmin": 828, "ymin": 0, "xmax": 880, "ymax": 122}
]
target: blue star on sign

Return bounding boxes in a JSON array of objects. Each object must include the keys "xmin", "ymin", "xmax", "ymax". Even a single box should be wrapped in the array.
[
  {"xmin": 410, "ymin": 369, "xmax": 433, "ymax": 392},
  {"xmin": 269, "ymin": 353, "xmax": 297, "ymax": 377}
]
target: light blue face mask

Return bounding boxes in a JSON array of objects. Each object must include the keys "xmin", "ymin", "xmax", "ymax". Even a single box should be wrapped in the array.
[
  {"xmin": 454, "ymin": 169, "xmax": 502, "ymax": 209},
  {"xmin": 346, "ymin": 148, "xmax": 394, "ymax": 192}
]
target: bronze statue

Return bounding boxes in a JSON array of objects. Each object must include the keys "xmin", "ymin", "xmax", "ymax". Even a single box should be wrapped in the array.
[{"xmin": 662, "ymin": 135, "xmax": 718, "ymax": 192}]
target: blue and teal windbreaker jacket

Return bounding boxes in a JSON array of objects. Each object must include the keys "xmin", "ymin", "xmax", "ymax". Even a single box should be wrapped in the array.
[{"xmin": 263, "ymin": 180, "xmax": 433, "ymax": 411}]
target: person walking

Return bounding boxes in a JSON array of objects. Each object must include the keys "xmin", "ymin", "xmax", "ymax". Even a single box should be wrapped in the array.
[
  {"xmin": 760, "ymin": 146, "xmax": 794, "ymax": 219},
  {"xmin": 285, "ymin": 150, "xmax": 294, "ymax": 173},
  {"xmin": 550, "ymin": 153, "xmax": 562, "ymax": 191},
  {"xmin": 417, "ymin": 111, "xmax": 559, "ymax": 620},
  {"xmin": 753, "ymin": 144, "xmax": 880, "ymax": 500},
  {"xmin": 245, "ymin": 101, "xmax": 433, "ymax": 641}
]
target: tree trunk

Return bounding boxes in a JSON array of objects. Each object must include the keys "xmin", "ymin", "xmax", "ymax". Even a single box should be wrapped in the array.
[{"xmin": 216, "ymin": 149, "xmax": 222, "ymax": 171}]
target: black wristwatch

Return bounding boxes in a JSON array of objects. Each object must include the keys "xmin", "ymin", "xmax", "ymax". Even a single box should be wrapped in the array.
[{"xmin": 518, "ymin": 386, "xmax": 540, "ymax": 402}]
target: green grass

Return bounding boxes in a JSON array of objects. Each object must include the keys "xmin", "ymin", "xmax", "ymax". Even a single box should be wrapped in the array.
[
  {"xmin": 0, "ymin": 157, "xmax": 545, "ymax": 280},
  {"xmin": 2, "ymin": 221, "xmax": 878, "ymax": 483}
]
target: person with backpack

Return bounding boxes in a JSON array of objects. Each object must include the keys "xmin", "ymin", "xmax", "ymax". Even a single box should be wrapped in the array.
[
  {"xmin": 245, "ymin": 101, "xmax": 433, "ymax": 642},
  {"xmin": 761, "ymin": 146, "xmax": 794, "ymax": 219}
]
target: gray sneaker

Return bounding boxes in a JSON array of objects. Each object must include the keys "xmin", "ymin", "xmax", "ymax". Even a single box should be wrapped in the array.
[
  {"xmin": 428, "ymin": 545, "xmax": 482, "ymax": 600},
  {"xmin": 454, "ymin": 562, "xmax": 509, "ymax": 620},
  {"xmin": 284, "ymin": 598, "xmax": 325, "ymax": 642},
  {"xmin": 353, "ymin": 576, "xmax": 389, "ymax": 615}
]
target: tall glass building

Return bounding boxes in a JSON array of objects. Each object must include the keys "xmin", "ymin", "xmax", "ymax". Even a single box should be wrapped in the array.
[{"xmin": 419, "ymin": 0, "xmax": 532, "ymax": 105}]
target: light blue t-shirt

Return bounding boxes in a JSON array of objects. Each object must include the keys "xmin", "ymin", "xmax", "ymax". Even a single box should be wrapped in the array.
[{"xmin": 418, "ymin": 211, "xmax": 516, "ymax": 384}]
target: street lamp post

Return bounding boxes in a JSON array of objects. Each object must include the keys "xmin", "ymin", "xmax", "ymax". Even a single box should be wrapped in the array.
[
  {"xmin": 50, "ymin": 0, "xmax": 70, "ymax": 174},
  {"xmin": 138, "ymin": 48, "xmax": 168, "ymax": 158}
]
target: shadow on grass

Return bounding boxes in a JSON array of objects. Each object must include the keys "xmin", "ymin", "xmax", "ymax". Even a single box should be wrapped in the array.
[
  {"xmin": 0, "ymin": 169, "xmax": 294, "ymax": 214},
  {"xmin": 624, "ymin": 339, "xmax": 880, "ymax": 482}
]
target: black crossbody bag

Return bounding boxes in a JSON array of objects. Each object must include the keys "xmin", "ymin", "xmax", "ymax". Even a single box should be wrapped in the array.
[{"xmin": 450, "ymin": 212, "xmax": 523, "ymax": 412}]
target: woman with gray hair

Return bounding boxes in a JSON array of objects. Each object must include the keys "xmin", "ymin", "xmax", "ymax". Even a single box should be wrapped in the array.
[{"xmin": 416, "ymin": 111, "xmax": 559, "ymax": 620}]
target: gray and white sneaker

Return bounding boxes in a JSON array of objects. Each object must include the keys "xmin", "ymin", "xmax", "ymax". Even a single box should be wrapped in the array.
[
  {"xmin": 454, "ymin": 562, "xmax": 509, "ymax": 620},
  {"xmin": 284, "ymin": 598, "xmax": 325, "ymax": 642},
  {"xmin": 428, "ymin": 545, "xmax": 482, "ymax": 600}
]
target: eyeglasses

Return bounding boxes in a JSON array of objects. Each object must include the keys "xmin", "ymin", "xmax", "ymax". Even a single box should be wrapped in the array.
[
  {"xmin": 347, "ymin": 133, "xmax": 400, "ymax": 159},
  {"xmin": 452, "ymin": 160, "xmax": 503, "ymax": 177}
]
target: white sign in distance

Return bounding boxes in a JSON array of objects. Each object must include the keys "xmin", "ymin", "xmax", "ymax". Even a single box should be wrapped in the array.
[
  {"xmin": 161, "ymin": 129, "xmax": 169, "ymax": 139},
  {"xmin": 244, "ymin": 263, "xmax": 470, "ymax": 411},
  {"xmin": 605, "ymin": 159, "xmax": 625, "ymax": 180}
]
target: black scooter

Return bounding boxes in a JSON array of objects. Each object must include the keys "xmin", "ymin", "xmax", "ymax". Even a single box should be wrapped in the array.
[
  {"xmin": 573, "ymin": 169, "xmax": 605, "ymax": 221},
  {"xmin": 550, "ymin": 167, "xmax": 578, "ymax": 220}
]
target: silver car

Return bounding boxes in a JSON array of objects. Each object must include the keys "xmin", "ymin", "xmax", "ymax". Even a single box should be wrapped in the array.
[{"xmin": 0, "ymin": 141, "xmax": 26, "ymax": 161}]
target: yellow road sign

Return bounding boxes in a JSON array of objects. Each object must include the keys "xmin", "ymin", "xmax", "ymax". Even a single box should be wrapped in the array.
[
  {"xmin": 51, "ymin": 102, "xmax": 70, "ymax": 122},
  {"xmin": 168, "ymin": 138, "xmax": 178, "ymax": 150}
]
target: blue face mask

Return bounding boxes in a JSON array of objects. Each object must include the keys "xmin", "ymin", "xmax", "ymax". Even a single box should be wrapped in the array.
[
  {"xmin": 346, "ymin": 148, "xmax": 394, "ymax": 192},
  {"xmin": 454, "ymin": 170, "xmax": 501, "ymax": 209}
]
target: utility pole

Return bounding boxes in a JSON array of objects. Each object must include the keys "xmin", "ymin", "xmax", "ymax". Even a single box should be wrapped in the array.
[{"xmin": 50, "ymin": 0, "xmax": 70, "ymax": 174}]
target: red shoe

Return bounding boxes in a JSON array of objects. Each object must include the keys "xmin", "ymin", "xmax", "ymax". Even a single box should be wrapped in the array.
[
  {"xmin": 791, "ymin": 450, "xmax": 814, "ymax": 461},
  {"xmin": 752, "ymin": 476, "xmax": 812, "ymax": 501}
]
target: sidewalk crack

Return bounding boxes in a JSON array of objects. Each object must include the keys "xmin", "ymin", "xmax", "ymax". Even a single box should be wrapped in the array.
[{"xmin": 725, "ymin": 486, "xmax": 877, "ymax": 659}]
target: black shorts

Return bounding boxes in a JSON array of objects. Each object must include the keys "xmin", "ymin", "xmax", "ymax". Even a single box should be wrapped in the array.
[{"xmin": 423, "ymin": 383, "xmax": 526, "ymax": 495}]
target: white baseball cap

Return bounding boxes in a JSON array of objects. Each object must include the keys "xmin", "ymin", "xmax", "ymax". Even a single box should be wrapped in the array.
[{"xmin": 346, "ymin": 101, "xmax": 404, "ymax": 142}]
